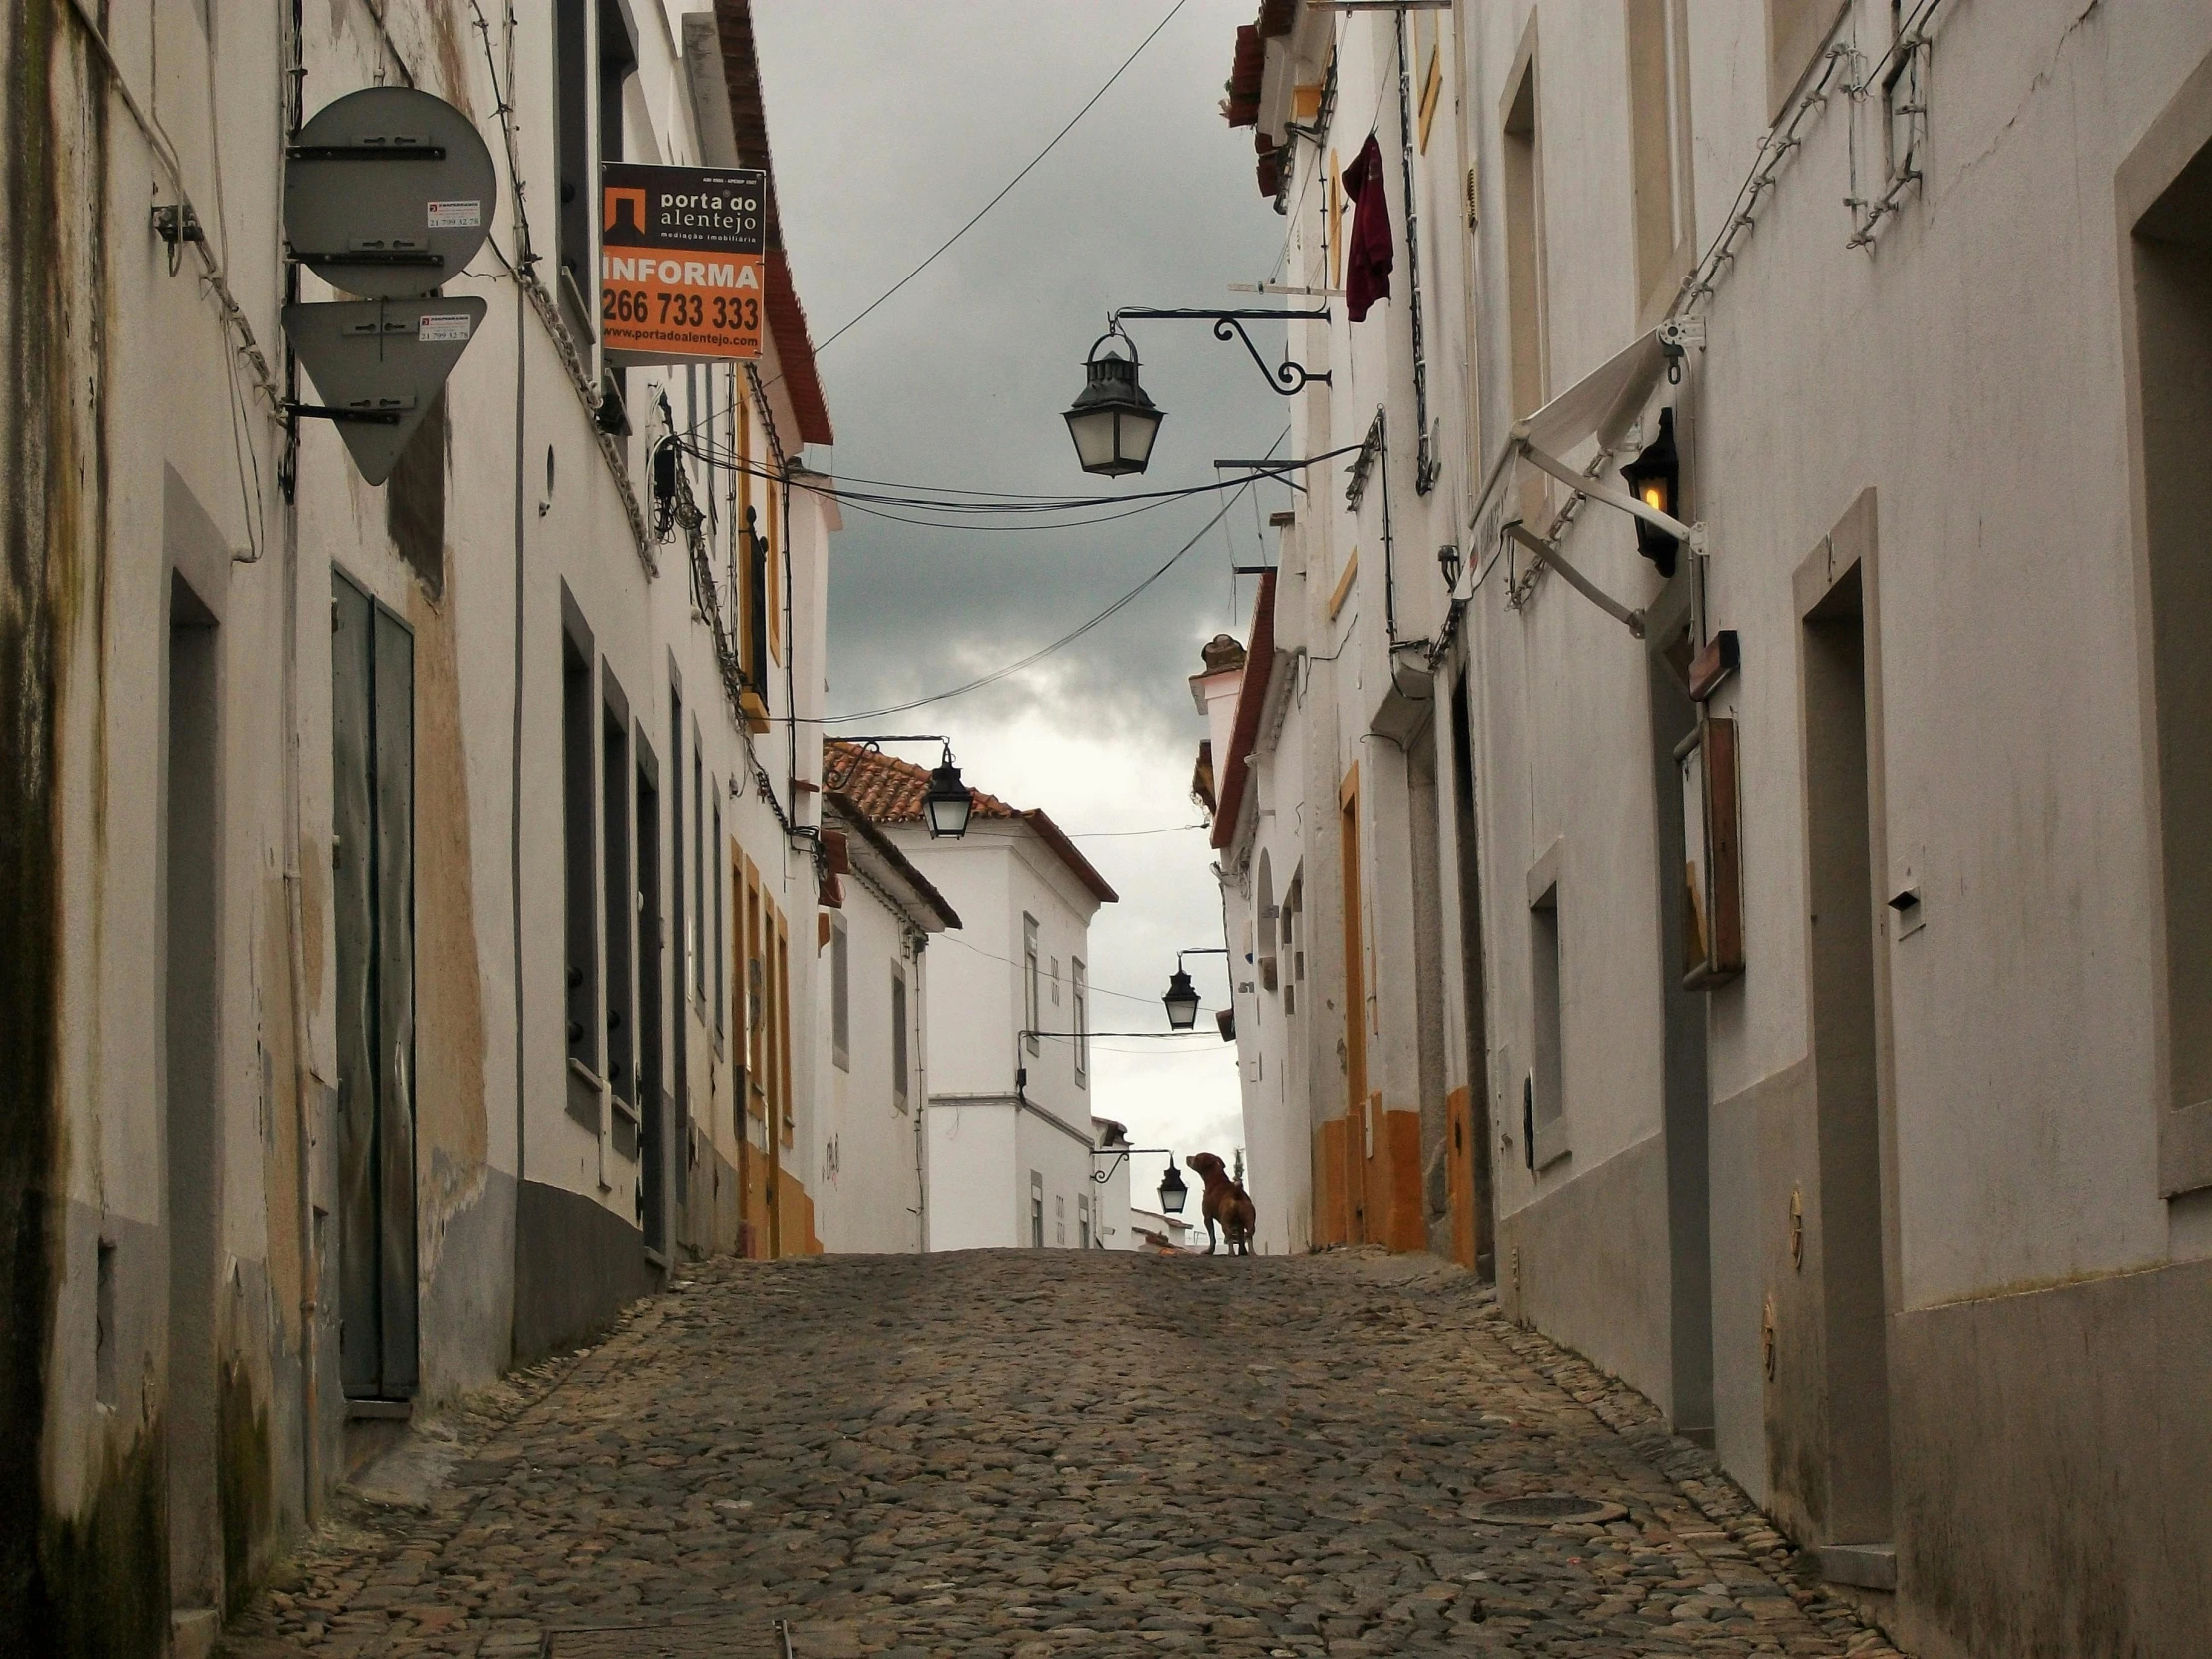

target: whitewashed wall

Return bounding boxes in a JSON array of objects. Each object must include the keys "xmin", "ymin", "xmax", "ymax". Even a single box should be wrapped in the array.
[{"xmin": 812, "ymin": 888, "xmax": 924, "ymax": 1254}]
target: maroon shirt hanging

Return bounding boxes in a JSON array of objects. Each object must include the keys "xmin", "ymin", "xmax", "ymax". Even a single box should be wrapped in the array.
[{"xmin": 1341, "ymin": 135, "xmax": 1394, "ymax": 322}]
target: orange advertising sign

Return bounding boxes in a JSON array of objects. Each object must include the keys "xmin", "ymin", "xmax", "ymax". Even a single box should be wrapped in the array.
[{"xmin": 599, "ymin": 162, "xmax": 766, "ymax": 360}]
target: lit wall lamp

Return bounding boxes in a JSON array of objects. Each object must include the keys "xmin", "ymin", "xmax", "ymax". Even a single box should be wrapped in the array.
[{"xmin": 1619, "ymin": 408, "xmax": 1682, "ymax": 578}]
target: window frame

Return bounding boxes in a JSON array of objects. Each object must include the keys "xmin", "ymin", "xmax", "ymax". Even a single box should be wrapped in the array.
[
  {"xmin": 560, "ymin": 588, "xmax": 599, "ymax": 1076},
  {"xmin": 1071, "ymin": 958, "xmax": 1089, "ymax": 1087},
  {"xmin": 1023, "ymin": 913, "xmax": 1041, "ymax": 1055},
  {"xmin": 1764, "ymin": 0, "xmax": 1847, "ymax": 123},
  {"xmin": 891, "ymin": 963, "xmax": 909, "ymax": 1112},
  {"xmin": 1625, "ymin": 0, "xmax": 1696, "ymax": 329},
  {"xmin": 1527, "ymin": 838, "xmax": 1569, "ymax": 1172},
  {"xmin": 830, "ymin": 914, "xmax": 850, "ymax": 1073},
  {"xmin": 2119, "ymin": 62, "xmax": 2212, "ymax": 1196}
]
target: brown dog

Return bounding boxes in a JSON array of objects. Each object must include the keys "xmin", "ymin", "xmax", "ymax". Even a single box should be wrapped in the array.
[{"xmin": 1186, "ymin": 1152, "xmax": 1256, "ymax": 1255}]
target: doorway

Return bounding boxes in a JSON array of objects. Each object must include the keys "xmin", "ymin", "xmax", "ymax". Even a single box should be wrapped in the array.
[
  {"xmin": 1407, "ymin": 734, "xmax": 1450, "ymax": 1256},
  {"xmin": 330, "ymin": 574, "xmax": 418, "ymax": 1404},
  {"xmin": 1449, "ymin": 674, "xmax": 1496, "ymax": 1277},
  {"xmin": 1801, "ymin": 562, "xmax": 1894, "ymax": 1544},
  {"xmin": 1339, "ymin": 764, "xmax": 1369, "ymax": 1243},
  {"xmin": 635, "ymin": 738, "xmax": 666, "ymax": 1254},
  {"xmin": 1648, "ymin": 615, "xmax": 1714, "ymax": 1440},
  {"xmin": 165, "ymin": 574, "xmax": 222, "ymax": 1610}
]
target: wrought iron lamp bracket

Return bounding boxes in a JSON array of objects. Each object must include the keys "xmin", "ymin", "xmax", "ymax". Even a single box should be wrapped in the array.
[
  {"xmin": 1111, "ymin": 306, "xmax": 1333, "ymax": 396},
  {"xmin": 1089, "ymin": 1146, "xmax": 1176, "ymax": 1185}
]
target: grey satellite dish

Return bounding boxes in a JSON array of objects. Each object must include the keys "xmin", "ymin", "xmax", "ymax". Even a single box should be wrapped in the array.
[
  {"xmin": 284, "ymin": 297, "xmax": 489, "ymax": 485},
  {"xmin": 285, "ymin": 86, "xmax": 496, "ymax": 298}
]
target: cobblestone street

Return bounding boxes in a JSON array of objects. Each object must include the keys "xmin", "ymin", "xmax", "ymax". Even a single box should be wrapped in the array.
[{"xmin": 227, "ymin": 1251, "xmax": 1906, "ymax": 1659}]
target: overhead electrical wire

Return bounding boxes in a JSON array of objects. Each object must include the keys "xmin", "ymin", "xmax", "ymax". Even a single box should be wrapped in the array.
[
  {"xmin": 726, "ymin": 0, "xmax": 1192, "ymax": 424},
  {"xmin": 666, "ymin": 432, "xmax": 1349, "ymax": 520},
  {"xmin": 813, "ymin": 430, "xmax": 1291, "ymax": 722},
  {"xmin": 1066, "ymin": 823, "xmax": 1209, "ymax": 838},
  {"xmin": 828, "ymin": 493, "xmax": 1191, "ymax": 534},
  {"xmin": 931, "ymin": 932, "xmax": 1209, "ymax": 1015}
]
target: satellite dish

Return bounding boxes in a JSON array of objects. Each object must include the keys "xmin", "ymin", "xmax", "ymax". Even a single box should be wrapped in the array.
[
  {"xmin": 285, "ymin": 87, "xmax": 496, "ymax": 298},
  {"xmin": 284, "ymin": 297, "xmax": 489, "ymax": 485}
]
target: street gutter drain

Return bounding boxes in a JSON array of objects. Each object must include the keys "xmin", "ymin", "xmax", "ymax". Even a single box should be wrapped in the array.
[{"xmin": 1476, "ymin": 1493, "xmax": 1626, "ymax": 1525}]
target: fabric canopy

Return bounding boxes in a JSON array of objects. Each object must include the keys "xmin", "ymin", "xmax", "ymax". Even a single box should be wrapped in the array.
[
  {"xmin": 1515, "ymin": 326, "xmax": 1667, "ymax": 458},
  {"xmin": 1454, "ymin": 324, "xmax": 1698, "ymax": 632},
  {"xmin": 1460, "ymin": 326, "xmax": 1687, "ymax": 595}
]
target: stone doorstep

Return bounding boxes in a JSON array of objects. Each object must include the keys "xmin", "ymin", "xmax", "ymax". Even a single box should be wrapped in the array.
[
  {"xmin": 171, "ymin": 1607, "xmax": 221, "ymax": 1659},
  {"xmin": 1817, "ymin": 1544, "xmax": 1899, "ymax": 1591}
]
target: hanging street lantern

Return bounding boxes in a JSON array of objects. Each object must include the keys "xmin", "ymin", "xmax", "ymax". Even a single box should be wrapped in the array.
[
  {"xmin": 1162, "ymin": 967, "xmax": 1201, "ymax": 1030},
  {"xmin": 1619, "ymin": 407, "xmax": 1683, "ymax": 579},
  {"xmin": 1063, "ymin": 330, "xmax": 1165, "ymax": 478},
  {"xmin": 1157, "ymin": 1158, "xmax": 1190, "ymax": 1217},
  {"xmin": 923, "ymin": 751, "xmax": 974, "ymax": 840}
]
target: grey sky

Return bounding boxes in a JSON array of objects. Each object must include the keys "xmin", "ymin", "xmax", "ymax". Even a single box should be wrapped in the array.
[{"xmin": 753, "ymin": 0, "xmax": 1293, "ymax": 1201}]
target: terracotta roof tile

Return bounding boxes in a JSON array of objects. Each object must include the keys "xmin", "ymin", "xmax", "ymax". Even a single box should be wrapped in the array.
[
  {"xmin": 825, "ymin": 742, "xmax": 1019, "ymax": 825},
  {"xmin": 1222, "ymin": 23, "xmax": 1262, "ymax": 126},
  {"xmin": 824, "ymin": 742, "xmax": 1117, "ymax": 905}
]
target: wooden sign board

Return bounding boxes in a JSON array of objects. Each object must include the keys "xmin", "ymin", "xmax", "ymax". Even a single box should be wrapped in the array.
[
  {"xmin": 1681, "ymin": 715, "xmax": 1745, "ymax": 990},
  {"xmin": 599, "ymin": 162, "xmax": 766, "ymax": 361}
]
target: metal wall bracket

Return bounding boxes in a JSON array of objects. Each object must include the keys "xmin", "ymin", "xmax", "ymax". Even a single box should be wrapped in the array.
[{"xmin": 1112, "ymin": 306, "xmax": 1332, "ymax": 396}]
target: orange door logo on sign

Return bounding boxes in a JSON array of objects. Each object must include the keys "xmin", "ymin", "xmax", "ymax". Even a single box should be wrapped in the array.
[{"xmin": 600, "ymin": 162, "xmax": 766, "ymax": 361}]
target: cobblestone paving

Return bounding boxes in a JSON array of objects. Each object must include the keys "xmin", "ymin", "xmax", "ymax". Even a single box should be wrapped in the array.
[{"xmin": 225, "ymin": 1249, "xmax": 1908, "ymax": 1659}]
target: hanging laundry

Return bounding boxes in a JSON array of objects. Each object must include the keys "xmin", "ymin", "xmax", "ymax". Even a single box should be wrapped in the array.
[{"xmin": 1340, "ymin": 134, "xmax": 1394, "ymax": 322}]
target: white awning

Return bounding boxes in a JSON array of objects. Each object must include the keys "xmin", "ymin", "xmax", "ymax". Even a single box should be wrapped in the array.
[
  {"xmin": 1517, "ymin": 326, "xmax": 1668, "ymax": 458},
  {"xmin": 1459, "ymin": 325, "xmax": 1694, "ymax": 612}
]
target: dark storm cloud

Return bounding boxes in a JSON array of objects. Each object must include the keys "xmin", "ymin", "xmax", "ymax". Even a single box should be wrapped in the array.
[{"xmin": 751, "ymin": 0, "xmax": 1295, "ymax": 739}]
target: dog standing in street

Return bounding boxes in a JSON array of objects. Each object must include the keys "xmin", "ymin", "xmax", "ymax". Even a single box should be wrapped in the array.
[{"xmin": 1186, "ymin": 1152, "xmax": 1256, "ymax": 1255}]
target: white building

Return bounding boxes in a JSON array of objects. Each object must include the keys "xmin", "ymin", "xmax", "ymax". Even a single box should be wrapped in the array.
[
  {"xmin": 0, "ymin": 0, "xmax": 873, "ymax": 1630},
  {"xmin": 1192, "ymin": 1, "xmax": 2212, "ymax": 1651},
  {"xmin": 814, "ymin": 796, "xmax": 960, "ymax": 1254},
  {"xmin": 1192, "ymin": 605, "xmax": 1315, "ymax": 1260},
  {"xmin": 1090, "ymin": 1116, "xmax": 1136, "ymax": 1251},
  {"xmin": 1127, "ymin": 1209, "xmax": 1195, "ymax": 1253},
  {"xmin": 827, "ymin": 743, "xmax": 1118, "ymax": 1251}
]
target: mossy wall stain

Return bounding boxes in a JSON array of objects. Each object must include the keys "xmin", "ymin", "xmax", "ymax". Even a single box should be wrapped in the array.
[
  {"xmin": 405, "ymin": 573, "xmax": 490, "ymax": 1318},
  {"xmin": 0, "ymin": 0, "xmax": 83, "ymax": 1633},
  {"xmin": 217, "ymin": 1357, "xmax": 272, "ymax": 1616},
  {"xmin": 34, "ymin": 1414, "xmax": 168, "ymax": 1659},
  {"xmin": 4, "ymin": 2, "xmax": 160, "ymax": 1647}
]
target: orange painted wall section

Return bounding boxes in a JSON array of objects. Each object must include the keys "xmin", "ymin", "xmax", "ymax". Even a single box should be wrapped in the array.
[
  {"xmin": 1445, "ymin": 1086, "xmax": 1477, "ymax": 1269},
  {"xmin": 735, "ymin": 1138, "xmax": 821, "ymax": 1257},
  {"xmin": 1313, "ymin": 1101, "xmax": 1424, "ymax": 1254},
  {"xmin": 738, "ymin": 1139, "xmax": 770, "ymax": 1257},
  {"xmin": 1314, "ymin": 1117, "xmax": 1351, "ymax": 1246},
  {"xmin": 777, "ymin": 1167, "xmax": 823, "ymax": 1256},
  {"xmin": 1380, "ymin": 1106, "xmax": 1424, "ymax": 1253}
]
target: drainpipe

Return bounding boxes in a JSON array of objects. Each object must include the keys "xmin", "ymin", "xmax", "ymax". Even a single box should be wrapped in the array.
[
  {"xmin": 911, "ymin": 931, "xmax": 929, "ymax": 1253},
  {"xmin": 508, "ymin": 200, "xmax": 530, "ymax": 1284},
  {"xmin": 1395, "ymin": 9, "xmax": 1440, "ymax": 495},
  {"xmin": 277, "ymin": 0, "xmax": 322, "ymax": 1521}
]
